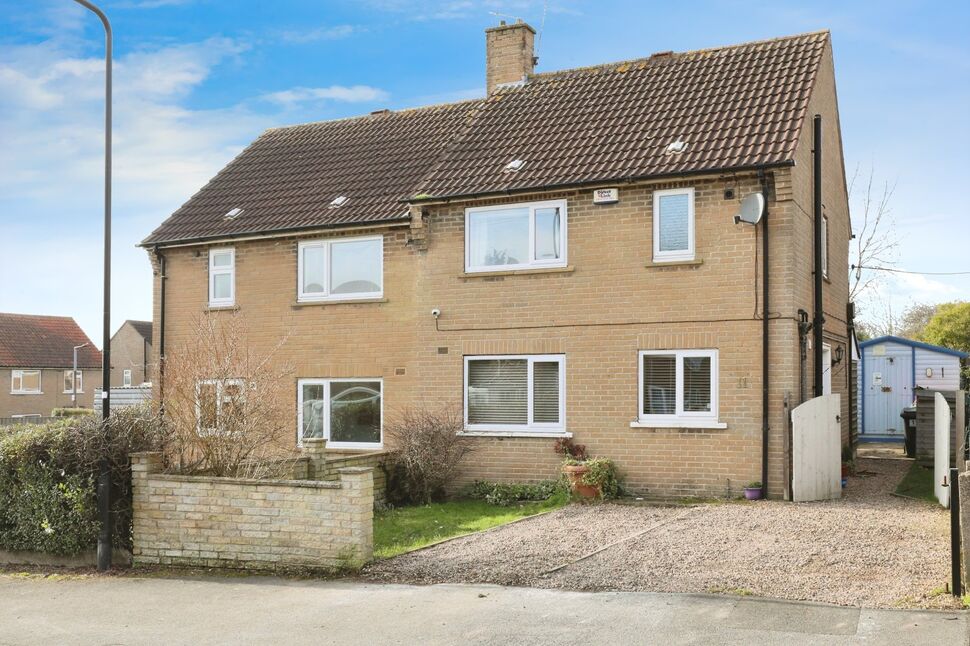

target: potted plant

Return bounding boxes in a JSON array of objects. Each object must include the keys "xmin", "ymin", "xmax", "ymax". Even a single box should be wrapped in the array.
[
  {"xmin": 743, "ymin": 481, "xmax": 763, "ymax": 500},
  {"xmin": 555, "ymin": 439, "xmax": 619, "ymax": 500}
]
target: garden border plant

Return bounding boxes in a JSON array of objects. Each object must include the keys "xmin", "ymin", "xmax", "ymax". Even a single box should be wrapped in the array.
[{"xmin": 555, "ymin": 438, "xmax": 620, "ymax": 500}]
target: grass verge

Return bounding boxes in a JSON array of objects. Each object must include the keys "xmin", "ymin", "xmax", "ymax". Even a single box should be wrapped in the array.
[
  {"xmin": 374, "ymin": 493, "xmax": 567, "ymax": 559},
  {"xmin": 894, "ymin": 461, "xmax": 937, "ymax": 504}
]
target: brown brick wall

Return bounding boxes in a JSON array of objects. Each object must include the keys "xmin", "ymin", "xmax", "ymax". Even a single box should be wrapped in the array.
[
  {"xmin": 130, "ymin": 452, "xmax": 373, "ymax": 570},
  {"xmin": 0, "ymin": 367, "xmax": 102, "ymax": 417},
  {"xmin": 148, "ymin": 47, "xmax": 850, "ymax": 500},
  {"xmin": 110, "ymin": 322, "xmax": 152, "ymax": 388}
]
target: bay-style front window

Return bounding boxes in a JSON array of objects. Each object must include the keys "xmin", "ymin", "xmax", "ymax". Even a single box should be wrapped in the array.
[
  {"xmin": 464, "ymin": 355, "xmax": 565, "ymax": 434},
  {"xmin": 636, "ymin": 349, "xmax": 723, "ymax": 428},
  {"xmin": 298, "ymin": 236, "xmax": 383, "ymax": 302},
  {"xmin": 465, "ymin": 200, "xmax": 567, "ymax": 272},
  {"xmin": 652, "ymin": 187, "xmax": 695, "ymax": 262},
  {"xmin": 298, "ymin": 378, "xmax": 383, "ymax": 448}
]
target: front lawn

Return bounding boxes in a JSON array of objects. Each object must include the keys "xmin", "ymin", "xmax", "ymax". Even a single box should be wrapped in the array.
[
  {"xmin": 895, "ymin": 461, "xmax": 936, "ymax": 504},
  {"xmin": 374, "ymin": 494, "xmax": 567, "ymax": 559}
]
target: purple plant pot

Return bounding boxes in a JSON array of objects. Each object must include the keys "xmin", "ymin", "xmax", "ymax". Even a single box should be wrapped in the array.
[{"xmin": 743, "ymin": 487, "xmax": 763, "ymax": 500}]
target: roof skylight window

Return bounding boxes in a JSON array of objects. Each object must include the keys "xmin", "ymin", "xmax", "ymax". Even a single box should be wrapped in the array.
[
  {"xmin": 328, "ymin": 196, "xmax": 349, "ymax": 209},
  {"xmin": 504, "ymin": 159, "xmax": 526, "ymax": 172},
  {"xmin": 666, "ymin": 140, "xmax": 688, "ymax": 154},
  {"xmin": 223, "ymin": 207, "xmax": 243, "ymax": 220}
]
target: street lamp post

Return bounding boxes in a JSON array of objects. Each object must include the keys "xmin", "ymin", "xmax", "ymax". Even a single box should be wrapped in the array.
[
  {"xmin": 71, "ymin": 0, "xmax": 112, "ymax": 572},
  {"xmin": 72, "ymin": 343, "xmax": 89, "ymax": 408}
]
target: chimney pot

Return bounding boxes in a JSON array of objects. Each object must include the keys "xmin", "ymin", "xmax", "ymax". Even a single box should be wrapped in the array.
[{"xmin": 485, "ymin": 21, "xmax": 536, "ymax": 96}]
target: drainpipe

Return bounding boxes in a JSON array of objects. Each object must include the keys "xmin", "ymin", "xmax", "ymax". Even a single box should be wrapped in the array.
[
  {"xmin": 847, "ymin": 302, "xmax": 856, "ymax": 452},
  {"xmin": 155, "ymin": 247, "xmax": 167, "ymax": 406},
  {"xmin": 759, "ymin": 169, "xmax": 771, "ymax": 497},
  {"xmin": 812, "ymin": 114, "xmax": 824, "ymax": 396}
]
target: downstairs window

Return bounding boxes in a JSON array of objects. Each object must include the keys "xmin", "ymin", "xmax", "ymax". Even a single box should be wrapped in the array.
[{"xmin": 464, "ymin": 355, "xmax": 565, "ymax": 434}]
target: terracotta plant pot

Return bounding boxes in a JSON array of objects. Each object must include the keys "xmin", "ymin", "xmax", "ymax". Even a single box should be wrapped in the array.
[
  {"xmin": 743, "ymin": 487, "xmax": 763, "ymax": 500},
  {"xmin": 562, "ymin": 464, "xmax": 600, "ymax": 499}
]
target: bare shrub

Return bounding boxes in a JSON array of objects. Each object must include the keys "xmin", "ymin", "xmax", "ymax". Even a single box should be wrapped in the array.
[
  {"xmin": 384, "ymin": 404, "xmax": 476, "ymax": 505},
  {"xmin": 163, "ymin": 314, "xmax": 294, "ymax": 479}
]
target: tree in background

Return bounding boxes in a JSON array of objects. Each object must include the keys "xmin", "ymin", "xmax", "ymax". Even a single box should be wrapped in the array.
[
  {"xmin": 849, "ymin": 166, "xmax": 899, "ymax": 303},
  {"xmin": 922, "ymin": 302, "xmax": 970, "ymax": 388}
]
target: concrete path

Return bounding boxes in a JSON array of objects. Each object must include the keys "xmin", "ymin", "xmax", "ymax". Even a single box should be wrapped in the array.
[{"xmin": 0, "ymin": 575, "xmax": 965, "ymax": 645}]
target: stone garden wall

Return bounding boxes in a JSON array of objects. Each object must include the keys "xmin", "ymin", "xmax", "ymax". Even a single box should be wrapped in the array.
[{"xmin": 130, "ymin": 452, "xmax": 373, "ymax": 571}]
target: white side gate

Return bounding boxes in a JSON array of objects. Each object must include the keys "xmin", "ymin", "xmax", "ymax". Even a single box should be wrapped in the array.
[
  {"xmin": 934, "ymin": 392, "xmax": 951, "ymax": 507},
  {"xmin": 791, "ymin": 394, "xmax": 842, "ymax": 502}
]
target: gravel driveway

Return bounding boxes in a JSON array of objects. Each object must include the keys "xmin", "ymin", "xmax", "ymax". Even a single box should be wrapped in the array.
[{"xmin": 364, "ymin": 458, "xmax": 959, "ymax": 609}]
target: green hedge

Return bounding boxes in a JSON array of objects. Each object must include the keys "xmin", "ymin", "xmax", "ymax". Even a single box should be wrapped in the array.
[
  {"xmin": 51, "ymin": 408, "xmax": 96, "ymax": 418},
  {"xmin": 0, "ymin": 406, "xmax": 169, "ymax": 556}
]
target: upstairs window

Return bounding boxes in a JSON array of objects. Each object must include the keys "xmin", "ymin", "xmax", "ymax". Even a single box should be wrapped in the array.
[
  {"xmin": 63, "ymin": 370, "xmax": 83, "ymax": 393},
  {"xmin": 11, "ymin": 370, "xmax": 41, "ymax": 394},
  {"xmin": 465, "ymin": 200, "xmax": 567, "ymax": 272},
  {"xmin": 464, "ymin": 355, "xmax": 565, "ymax": 434},
  {"xmin": 298, "ymin": 236, "xmax": 383, "ymax": 302},
  {"xmin": 208, "ymin": 248, "xmax": 235, "ymax": 307},
  {"xmin": 639, "ymin": 349, "xmax": 718, "ymax": 425},
  {"xmin": 652, "ymin": 187, "xmax": 695, "ymax": 262}
]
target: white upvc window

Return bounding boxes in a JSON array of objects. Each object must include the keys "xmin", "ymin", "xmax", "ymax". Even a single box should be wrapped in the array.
[
  {"xmin": 463, "ymin": 355, "xmax": 566, "ymax": 434},
  {"xmin": 297, "ymin": 378, "xmax": 383, "ymax": 449},
  {"xmin": 636, "ymin": 349, "xmax": 722, "ymax": 428},
  {"xmin": 123, "ymin": 369, "xmax": 132, "ymax": 387},
  {"xmin": 196, "ymin": 379, "xmax": 244, "ymax": 435},
  {"xmin": 465, "ymin": 200, "xmax": 567, "ymax": 272},
  {"xmin": 11, "ymin": 370, "xmax": 41, "ymax": 394},
  {"xmin": 63, "ymin": 370, "xmax": 83, "ymax": 393},
  {"xmin": 297, "ymin": 235, "xmax": 383, "ymax": 302},
  {"xmin": 821, "ymin": 215, "xmax": 829, "ymax": 279},
  {"xmin": 652, "ymin": 187, "xmax": 695, "ymax": 262},
  {"xmin": 208, "ymin": 247, "xmax": 235, "ymax": 307}
]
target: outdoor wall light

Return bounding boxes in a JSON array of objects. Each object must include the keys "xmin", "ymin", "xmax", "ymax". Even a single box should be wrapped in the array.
[{"xmin": 832, "ymin": 345, "xmax": 844, "ymax": 366}]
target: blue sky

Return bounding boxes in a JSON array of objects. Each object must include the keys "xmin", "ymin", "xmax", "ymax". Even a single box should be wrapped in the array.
[{"xmin": 1, "ymin": 0, "xmax": 968, "ymax": 343}]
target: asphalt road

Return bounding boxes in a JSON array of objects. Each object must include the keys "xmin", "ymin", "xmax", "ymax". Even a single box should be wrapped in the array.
[{"xmin": 0, "ymin": 575, "xmax": 966, "ymax": 645}]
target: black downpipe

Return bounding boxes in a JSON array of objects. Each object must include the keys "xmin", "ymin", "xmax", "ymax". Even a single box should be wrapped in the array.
[
  {"xmin": 813, "ymin": 114, "xmax": 824, "ymax": 396},
  {"xmin": 847, "ymin": 302, "xmax": 856, "ymax": 450},
  {"xmin": 760, "ymin": 170, "xmax": 771, "ymax": 497}
]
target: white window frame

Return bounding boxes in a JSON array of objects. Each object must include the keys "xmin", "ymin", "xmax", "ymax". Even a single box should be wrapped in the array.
[
  {"xmin": 297, "ymin": 235, "xmax": 384, "ymax": 303},
  {"xmin": 195, "ymin": 378, "xmax": 244, "ymax": 435},
  {"xmin": 208, "ymin": 247, "xmax": 235, "ymax": 307},
  {"xmin": 635, "ymin": 349, "xmax": 723, "ymax": 428},
  {"xmin": 462, "ymin": 354, "xmax": 566, "ymax": 435},
  {"xmin": 464, "ymin": 199, "xmax": 568, "ymax": 273},
  {"xmin": 123, "ymin": 369, "xmax": 132, "ymax": 387},
  {"xmin": 296, "ymin": 378, "xmax": 384, "ymax": 449},
  {"xmin": 63, "ymin": 370, "xmax": 83, "ymax": 393},
  {"xmin": 821, "ymin": 215, "xmax": 829, "ymax": 279},
  {"xmin": 11, "ymin": 369, "xmax": 41, "ymax": 394},
  {"xmin": 652, "ymin": 187, "xmax": 696, "ymax": 263}
]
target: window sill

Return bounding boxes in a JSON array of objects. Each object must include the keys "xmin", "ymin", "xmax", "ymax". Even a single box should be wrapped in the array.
[
  {"xmin": 62, "ymin": 391, "xmax": 84, "ymax": 394},
  {"xmin": 458, "ymin": 430, "xmax": 572, "ymax": 439},
  {"xmin": 630, "ymin": 420, "xmax": 727, "ymax": 430},
  {"xmin": 10, "ymin": 392, "xmax": 42, "ymax": 396},
  {"xmin": 205, "ymin": 304, "xmax": 238, "ymax": 312},
  {"xmin": 459, "ymin": 265, "xmax": 574, "ymax": 279},
  {"xmin": 645, "ymin": 258, "xmax": 703, "ymax": 268},
  {"xmin": 292, "ymin": 297, "xmax": 387, "ymax": 308}
]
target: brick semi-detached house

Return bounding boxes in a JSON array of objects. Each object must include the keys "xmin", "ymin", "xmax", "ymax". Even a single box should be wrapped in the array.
[
  {"xmin": 142, "ymin": 23, "xmax": 851, "ymax": 499},
  {"xmin": 0, "ymin": 313, "xmax": 102, "ymax": 420}
]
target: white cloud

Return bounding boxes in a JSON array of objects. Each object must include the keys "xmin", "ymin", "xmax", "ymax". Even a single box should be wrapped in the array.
[
  {"xmin": 278, "ymin": 25, "xmax": 357, "ymax": 44},
  {"xmin": 260, "ymin": 85, "xmax": 389, "ymax": 106},
  {"xmin": 0, "ymin": 28, "xmax": 387, "ymax": 341}
]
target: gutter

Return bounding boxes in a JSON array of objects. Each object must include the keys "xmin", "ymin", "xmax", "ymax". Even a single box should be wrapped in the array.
[{"xmin": 407, "ymin": 161, "xmax": 796, "ymax": 206}]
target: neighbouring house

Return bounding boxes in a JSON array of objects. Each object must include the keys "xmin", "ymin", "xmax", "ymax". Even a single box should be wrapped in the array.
[
  {"xmin": 141, "ymin": 24, "xmax": 851, "ymax": 499},
  {"xmin": 0, "ymin": 313, "xmax": 103, "ymax": 421},
  {"xmin": 110, "ymin": 320, "xmax": 153, "ymax": 387},
  {"xmin": 859, "ymin": 335, "xmax": 968, "ymax": 441}
]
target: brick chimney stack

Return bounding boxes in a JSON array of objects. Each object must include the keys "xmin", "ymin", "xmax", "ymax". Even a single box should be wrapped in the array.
[{"xmin": 485, "ymin": 19, "xmax": 536, "ymax": 96}]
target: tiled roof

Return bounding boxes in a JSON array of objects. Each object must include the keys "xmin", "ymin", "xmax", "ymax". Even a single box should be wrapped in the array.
[
  {"xmin": 142, "ymin": 31, "xmax": 828, "ymax": 246},
  {"xmin": 142, "ymin": 101, "xmax": 482, "ymax": 245},
  {"xmin": 126, "ymin": 320, "xmax": 153, "ymax": 341},
  {"xmin": 0, "ymin": 313, "xmax": 102, "ymax": 369}
]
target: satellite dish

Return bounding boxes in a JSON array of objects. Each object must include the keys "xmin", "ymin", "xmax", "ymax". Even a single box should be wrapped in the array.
[{"xmin": 735, "ymin": 192, "xmax": 765, "ymax": 225}]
